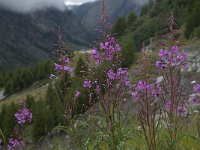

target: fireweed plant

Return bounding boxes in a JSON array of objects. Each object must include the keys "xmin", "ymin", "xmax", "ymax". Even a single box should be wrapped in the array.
[
  {"xmin": 78, "ymin": 0, "xmax": 133, "ymax": 149},
  {"xmin": 131, "ymin": 15, "xmax": 191, "ymax": 150},
  {"xmin": 50, "ymin": 27, "xmax": 89, "ymax": 149},
  {"xmin": 0, "ymin": 101, "xmax": 32, "ymax": 149},
  {"xmin": 191, "ymin": 84, "xmax": 200, "ymax": 141},
  {"xmin": 155, "ymin": 15, "xmax": 188, "ymax": 149},
  {"xmin": 131, "ymin": 49, "xmax": 162, "ymax": 150},
  {"xmin": 84, "ymin": 36, "xmax": 132, "ymax": 149}
]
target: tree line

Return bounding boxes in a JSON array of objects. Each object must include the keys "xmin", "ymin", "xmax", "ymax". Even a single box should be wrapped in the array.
[{"xmin": 0, "ymin": 61, "xmax": 53, "ymax": 95}]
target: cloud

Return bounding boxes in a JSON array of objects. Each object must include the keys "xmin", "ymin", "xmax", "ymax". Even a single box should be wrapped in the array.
[
  {"xmin": 0, "ymin": 0, "xmax": 97, "ymax": 13},
  {"xmin": 0, "ymin": 0, "xmax": 65, "ymax": 13},
  {"xmin": 65, "ymin": 0, "xmax": 97, "ymax": 5}
]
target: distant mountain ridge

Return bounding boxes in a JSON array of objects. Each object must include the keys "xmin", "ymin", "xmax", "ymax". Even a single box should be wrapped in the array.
[
  {"xmin": 0, "ymin": 8, "xmax": 90, "ymax": 69},
  {"xmin": 0, "ymin": 0, "xmax": 149, "ymax": 69},
  {"xmin": 73, "ymin": 0, "xmax": 149, "ymax": 36}
]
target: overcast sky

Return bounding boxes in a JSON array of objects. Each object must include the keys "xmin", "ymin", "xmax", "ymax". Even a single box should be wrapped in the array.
[
  {"xmin": 0, "ymin": 0, "xmax": 97, "ymax": 13},
  {"xmin": 65, "ymin": 0, "xmax": 97, "ymax": 5}
]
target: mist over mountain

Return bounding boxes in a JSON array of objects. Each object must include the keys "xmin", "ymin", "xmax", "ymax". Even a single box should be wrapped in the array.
[
  {"xmin": 0, "ymin": 0, "xmax": 67, "ymax": 13},
  {"xmin": 73, "ymin": 0, "xmax": 149, "ymax": 36}
]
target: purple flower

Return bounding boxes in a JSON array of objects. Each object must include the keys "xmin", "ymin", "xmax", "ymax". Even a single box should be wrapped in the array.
[
  {"xmin": 125, "ymin": 80, "xmax": 132, "ymax": 89},
  {"xmin": 136, "ymin": 81, "xmax": 147, "ymax": 91},
  {"xmin": 75, "ymin": 91, "xmax": 81, "ymax": 98},
  {"xmin": 105, "ymin": 42, "xmax": 109, "ymax": 47},
  {"xmin": 108, "ymin": 36, "xmax": 115, "ymax": 43},
  {"xmin": 159, "ymin": 49, "xmax": 171, "ymax": 61},
  {"xmin": 157, "ymin": 83, "xmax": 161, "ymax": 91},
  {"xmin": 156, "ymin": 61, "xmax": 166, "ymax": 70},
  {"xmin": 100, "ymin": 43, "xmax": 106, "ymax": 50},
  {"xmin": 7, "ymin": 138, "xmax": 24, "ymax": 150},
  {"xmin": 151, "ymin": 83, "xmax": 161, "ymax": 97},
  {"xmin": 171, "ymin": 46, "xmax": 179, "ymax": 54},
  {"xmin": 191, "ymin": 97, "xmax": 199, "ymax": 103},
  {"xmin": 105, "ymin": 50, "xmax": 113, "ymax": 60},
  {"xmin": 177, "ymin": 106, "xmax": 186, "ymax": 114},
  {"xmin": 91, "ymin": 48, "xmax": 100, "ymax": 63},
  {"xmin": 193, "ymin": 84, "xmax": 200, "ymax": 93},
  {"xmin": 63, "ymin": 57, "xmax": 70, "ymax": 64},
  {"xmin": 116, "ymin": 68, "xmax": 128, "ymax": 79},
  {"xmin": 54, "ymin": 63, "xmax": 63, "ymax": 71},
  {"xmin": 157, "ymin": 46, "xmax": 187, "ymax": 68},
  {"xmin": 63, "ymin": 66, "xmax": 73, "ymax": 72},
  {"xmin": 15, "ymin": 107, "xmax": 32, "ymax": 125},
  {"xmin": 114, "ymin": 44, "xmax": 121, "ymax": 52},
  {"xmin": 132, "ymin": 91, "xmax": 139, "ymax": 100},
  {"xmin": 95, "ymin": 84, "xmax": 100, "ymax": 94},
  {"xmin": 165, "ymin": 101, "xmax": 173, "ymax": 112},
  {"xmin": 107, "ymin": 69, "xmax": 115, "ymax": 80},
  {"xmin": 151, "ymin": 89, "xmax": 160, "ymax": 97},
  {"xmin": 84, "ymin": 80, "xmax": 92, "ymax": 89},
  {"xmin": 97, "ymin": 36, "xmax": 121, "ymax": 61}
]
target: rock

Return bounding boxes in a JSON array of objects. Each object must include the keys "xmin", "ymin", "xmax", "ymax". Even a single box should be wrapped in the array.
[
  {"xmin": 187, "ymin": 67, "xmax": 193, "ymax": 72},
  {"xmin": 197, "ymin": 68, "xmax": 200, "ymax": 73},
  {"xmin": 156, "ymin": 76, "xmax": 163, "ymax": 83}
]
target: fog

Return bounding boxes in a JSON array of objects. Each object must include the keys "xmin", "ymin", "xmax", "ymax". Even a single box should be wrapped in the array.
[{"xmin": 0, "ymin": 0, "xmax": 96, "ymax": 13}]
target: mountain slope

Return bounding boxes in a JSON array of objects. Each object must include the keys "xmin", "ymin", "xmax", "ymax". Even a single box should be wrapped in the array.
[
  {"xmin": 73, "ymin": 0, "xmax": 149, "ymax": 37},
  {"xmin": 120, "ymin": 0, "xmax": 200, "ymax": 49},
  {"xmin": 0, "ymin": 8, "xmax": 90, "ymax": 69}
]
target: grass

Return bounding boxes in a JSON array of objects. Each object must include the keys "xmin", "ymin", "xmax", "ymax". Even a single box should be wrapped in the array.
[{"xmin": 0, "ymin": 79, "xmax": 49, "ymax": 109}]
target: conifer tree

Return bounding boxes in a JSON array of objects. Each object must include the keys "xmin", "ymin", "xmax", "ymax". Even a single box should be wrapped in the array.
[
  {"xmin": 127, "ymin": 11, "xmax": 137, "ymax": 26},
  {"xmin": 121, "ymin": 35, "xmax": 136, "ymax": 68},
  {"xmin": 1, "ymin": 103, "xmax": 17, "ymax": 138},
  {"xmin": 112, "ymin": 17, "xmax": 127, "ymax": 37}
]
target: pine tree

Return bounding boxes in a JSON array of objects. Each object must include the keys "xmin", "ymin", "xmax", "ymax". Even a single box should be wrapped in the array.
[
  {"xmin": 45, "ymin": 83, "xmax": 62, "ymax": 126},
  {"xmin": 112, "ymin": 17, "xmax": 127, "ymax": 37},
  {"xmin": 32, "ymin": 100, "xmax": 53, "ymax": 142},
  {"xmin": 121, "ymin": 35, "xmax": 136, "ymax": 68},
  {"xmin": 127, "ymin": 11, "xmax": 137, "ymax": 26},
  {"xmin": 185, "ymin": 0, "xmax": 200, "ymax": 38},
  {"xmin": 1, "ymin": 103, "xmax": 17, "ymax": 138},
  {"xmin": 4, "ymin": 80, "xmax": 13, "ymax": 95},
  {"xmin": 0, "ymin": 104, "xmax": 7, "ymax": 129}
]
